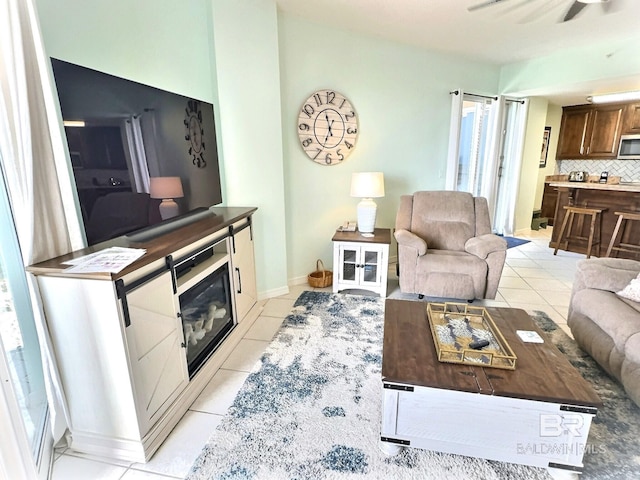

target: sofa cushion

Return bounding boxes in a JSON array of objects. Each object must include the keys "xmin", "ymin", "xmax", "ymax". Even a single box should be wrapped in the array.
[
  {"xmin": 572, "ymin": 288, "xmax": 640, "ymax": 351},
  {"xmin": 575, "ymin": 258, "xmax": 640, "ymax": 293},
  {"xmin": 416, "ymin": 249, "xmax": 487, "ymax": 298}
]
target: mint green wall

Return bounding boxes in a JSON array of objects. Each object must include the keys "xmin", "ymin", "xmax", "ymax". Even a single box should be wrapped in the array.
[
  {"xmin": 36, "ymin": 0, "xmax": 216, "ymax": 102},
  {"xmin": 210, "ymin": 0, "xmax": 288, "ymax": 297},
  {"xmin": 278, "ymin": 13, "xmax": 502, "ymax": 282}
]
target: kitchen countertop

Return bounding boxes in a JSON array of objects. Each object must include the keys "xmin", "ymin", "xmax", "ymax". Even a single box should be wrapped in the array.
[{"xmin": 549, "ymin": 181, "xmax": 640, "ymax": 193}]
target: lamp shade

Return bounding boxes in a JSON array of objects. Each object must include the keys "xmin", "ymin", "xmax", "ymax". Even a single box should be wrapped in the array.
[
  {"xmin": 149, "ymin": 177, "xmax": 184, "ymax": 199},
  {"xmin": 350, "ymin": 172, "xmax": 384, "ymax": 235},
  {"xmin": 350, "ymin": 172, "xmax": 385, "ymax": 198}
]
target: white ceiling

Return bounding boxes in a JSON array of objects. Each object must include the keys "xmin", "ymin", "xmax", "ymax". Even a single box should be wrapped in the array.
[{"xmin": 275, "ymin": 0, "xmax": 640, "ymax": 105}]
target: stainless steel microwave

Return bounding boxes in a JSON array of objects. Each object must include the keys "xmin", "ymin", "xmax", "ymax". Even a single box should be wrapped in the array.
[{"xmin": 618, "ymin": 134, "xmax": 640, "ymax": 159}]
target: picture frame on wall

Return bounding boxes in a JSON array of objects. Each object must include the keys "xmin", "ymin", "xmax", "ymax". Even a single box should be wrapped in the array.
[{"xmin": 540, "ymin": 126, "xmax": 551, "ymax": 168}]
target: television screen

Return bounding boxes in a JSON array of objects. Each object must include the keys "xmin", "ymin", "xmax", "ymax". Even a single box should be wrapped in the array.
[{"xmin": 51, "ymin": 58, "xmax": 223, "ymax": 245}]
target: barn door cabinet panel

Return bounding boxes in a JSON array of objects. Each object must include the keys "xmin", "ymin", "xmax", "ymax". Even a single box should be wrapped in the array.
[
  {"xmin": 557, "ymin": 103, "xmax": 625, "ymax": 159},
  {"xmin": 121, "ymin": 271, "xmax": 189, "ymax": 434},
  {"xmin": 230, "ymin": 218, "xmax": 257, "ymax": 323}
]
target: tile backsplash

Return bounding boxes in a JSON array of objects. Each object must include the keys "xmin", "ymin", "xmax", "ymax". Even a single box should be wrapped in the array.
[{"xmin": 557, "ymin": 159, "xmax": 640, "ymax": 181}]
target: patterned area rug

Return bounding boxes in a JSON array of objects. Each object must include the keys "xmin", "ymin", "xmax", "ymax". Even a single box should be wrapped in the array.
[{"xmin": 187, "ymin": 292, "xmax": 640, "ymax": 480}]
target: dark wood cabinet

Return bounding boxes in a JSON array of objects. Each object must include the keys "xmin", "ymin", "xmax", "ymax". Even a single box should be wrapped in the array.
[
  {"xmin": 557, "ymin": 103, "xmax": 625, "ymax": 159},
  {"xmin": 540, "ymin": 182, "xmax": 558, "ymax": 226},
  {"xmin": 623, "ymin": 102, "xmax": 640, "ymax": 134},
  {"xmin": 557, "ymin": 107, "xmax": 590, "ymax": 159}
]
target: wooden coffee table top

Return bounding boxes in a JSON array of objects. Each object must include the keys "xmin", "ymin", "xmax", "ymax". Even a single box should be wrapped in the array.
[{"xmin": 382, "ymin": 299, "xmax": 602, "ymax": 408}]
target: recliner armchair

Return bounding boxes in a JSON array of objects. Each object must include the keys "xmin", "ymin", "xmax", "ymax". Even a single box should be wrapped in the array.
[{"xmin": 395, "ymin": 191, "xmax": 507, "ymax": 300}]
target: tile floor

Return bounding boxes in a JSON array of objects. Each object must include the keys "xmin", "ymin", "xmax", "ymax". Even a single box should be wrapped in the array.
[{"xmin": 50, "ymin": 227, "xmax": 583, "ymax": 479}]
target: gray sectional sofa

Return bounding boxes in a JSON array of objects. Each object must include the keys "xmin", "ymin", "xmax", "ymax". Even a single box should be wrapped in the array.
[{"xmin": 568, "ymin": 257, "xmax": 640, "ymax": 407}]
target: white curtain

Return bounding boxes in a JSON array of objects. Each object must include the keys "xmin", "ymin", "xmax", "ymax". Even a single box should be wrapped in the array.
[
  {"xmin": 0, "ymin": 0, "xmax": 79, "ymax": 444},
  {"xmin": 124, "ymin": 115, "xmax": 151, "ymax": 193}
]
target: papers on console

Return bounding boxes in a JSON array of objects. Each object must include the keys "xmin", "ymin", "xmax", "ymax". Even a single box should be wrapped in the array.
[
  {"xmin": 516, "ymin": 330, "xmax": 544, "ymax": 344},
  {"xmin": 63, "ymin": 247, "xmax": 146, "ymax": 274}
]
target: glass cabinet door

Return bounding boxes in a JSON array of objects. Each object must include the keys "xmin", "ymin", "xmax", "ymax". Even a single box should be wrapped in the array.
[
  {"xmin": 340, "ymin": 248, "xmax": 358, "ymax": 282},
  {"xmin": 361, "ymin": 248, "xmax": 380, "ymax": 284}
]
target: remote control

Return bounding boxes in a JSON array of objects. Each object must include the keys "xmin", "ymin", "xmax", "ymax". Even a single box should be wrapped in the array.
[{"xmin": 469, "ymin": 339, "xmax": 490, "ymax": 350}]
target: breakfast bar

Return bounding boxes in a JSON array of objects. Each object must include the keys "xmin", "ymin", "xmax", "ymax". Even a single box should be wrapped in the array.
[{"xmin": 548, "ymin": 181, "xmax": 640, "ymax": 258}]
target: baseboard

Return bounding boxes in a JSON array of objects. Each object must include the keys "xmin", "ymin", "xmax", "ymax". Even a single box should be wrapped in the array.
[{"xmin": 258, "ymin": 285, "xmax": 290, "ymax": 300}]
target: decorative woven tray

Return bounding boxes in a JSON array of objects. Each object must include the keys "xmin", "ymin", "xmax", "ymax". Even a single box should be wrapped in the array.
[{"xmin": 426, "ymin": 302, "xmax": 517, "ymax": 370}]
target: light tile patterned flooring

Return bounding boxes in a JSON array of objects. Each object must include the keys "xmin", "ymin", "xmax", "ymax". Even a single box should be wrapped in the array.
[{"xmin": 51, "ymin": 227, "xmax": 583, "ymax": 479}]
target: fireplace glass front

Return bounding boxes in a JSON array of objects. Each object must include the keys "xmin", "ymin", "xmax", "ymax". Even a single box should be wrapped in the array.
[{"xmin": 178, "ymin": 263, "xmax": 234, "ymax": 377}]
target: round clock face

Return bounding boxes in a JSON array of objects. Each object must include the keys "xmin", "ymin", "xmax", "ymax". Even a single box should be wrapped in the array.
[
  {"xmin": 184, "ymin": 100, "xmax": 206, "ymax": 168},
  {"xmin": 297, "ymin": 90, "xmax": 358, "ymax": 166}
]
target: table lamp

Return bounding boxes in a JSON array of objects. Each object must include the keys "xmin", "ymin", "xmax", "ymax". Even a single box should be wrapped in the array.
[
  {"xmin": 149, "ymin": 176, "xmax": 184, "ymax": 220},
  {"xmin": 350, "ymin": 172, "xmax": 385, "ymax": 237}
]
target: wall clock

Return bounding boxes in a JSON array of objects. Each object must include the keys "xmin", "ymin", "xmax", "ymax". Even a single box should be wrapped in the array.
[
  {"xmin": 184, "ymin": 99, "xmax": 206, "ymax": 168},
  {"xmin": 297, "ymin": 89, "xmax": 358, "ymax": 166}
]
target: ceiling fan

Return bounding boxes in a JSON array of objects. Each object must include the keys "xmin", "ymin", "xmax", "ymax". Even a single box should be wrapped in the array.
[{"xmin": 468, "ymin": 0, "xmax": 614, "ymax": 22}]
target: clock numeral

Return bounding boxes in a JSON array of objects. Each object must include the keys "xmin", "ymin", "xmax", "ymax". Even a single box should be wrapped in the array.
[
  {"xmin": 326, "ymin": 91, "xmax": 336, "ymax": 105},
  {"xmin": 344, "ymin": 141, "xmax": 354, "ymax": 150},
  {"xmin": 337, "ymin": 149, "xmax": 344, "ymax": 161},
  {"xmin": 346, "ymin": 127, "xmax": 357, "ymax": 135},
  {"xmin": 299, "ymin": 123, "xmax": 310, "ymax": 131},
  {"xmin": 302, "ymin": 104, "xmax": 315, "ymax": 119},
  {"xmin": 313, "ymin": 93, "xmax": 323, "ymax": 107},
  {"xmin": 345, "ymin": 111, "xmax": 356, "ymax": 121},
  {"xmin": 339, "ymin": 98, "xmax": 346, "ymax": 109},
  {"xmin": 312, "ymin": 148, "xmax": 322, "ymax": 160},
  {"xmin": 302, "ymin": 138, "xmax": 313, "ymax": 148},
  {"xmin": 325, "ymin": 153, "xmax": 332, "ymax": 164}
]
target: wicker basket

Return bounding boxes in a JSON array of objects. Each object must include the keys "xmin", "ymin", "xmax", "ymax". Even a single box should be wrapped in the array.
[{"xmin": 307, "ymin": 259, "xmax": 333, "ymax": 288}]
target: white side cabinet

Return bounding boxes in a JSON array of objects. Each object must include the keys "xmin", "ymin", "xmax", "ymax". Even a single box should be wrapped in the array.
[
  {"xmin": 28, "ymin": 207, "xmax": 261, "ymax": 463},
  {"xmin": 332, "ymin": 228, "xmax": 391, "ymax": 297}
]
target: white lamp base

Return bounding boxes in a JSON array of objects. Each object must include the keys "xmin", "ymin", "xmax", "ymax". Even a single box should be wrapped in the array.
[
  {"xmin": 357, "ymin": 197, "xmax": 377, "ymax": 234},
  {"xmin": 158, "ymin": 198, "xmax": 179, "ymax": 220}
]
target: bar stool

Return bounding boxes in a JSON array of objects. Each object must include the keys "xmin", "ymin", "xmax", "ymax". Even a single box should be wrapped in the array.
[
  {"xmin": 554, "ymin": 205, "xmax": 607, "ymax": 258},
  {"xmin": 606, "ymin": 211, "xmax": 640, "ymax": 258}
]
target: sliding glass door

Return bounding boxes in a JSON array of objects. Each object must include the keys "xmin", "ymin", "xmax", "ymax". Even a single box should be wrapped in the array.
[
  {"xmin": 455, "ymin": 95, "xmax": 497, "ymax": 196},
  {"xmin": 0, "ymin": 169, "xmax": 51, "ymax": 479},
  {"xmin": 447, "ymin": 91, "xmax": 528, "ymax": 234}
]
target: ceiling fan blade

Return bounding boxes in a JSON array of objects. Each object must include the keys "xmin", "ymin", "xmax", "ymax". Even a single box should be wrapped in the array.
[
  {"xmin": 468, "ymin": 0, "xmax": 509, "ymax": 12},
  {"xmin": 563, "ymin": 0, "xmax": 588, "ymax": 21}
]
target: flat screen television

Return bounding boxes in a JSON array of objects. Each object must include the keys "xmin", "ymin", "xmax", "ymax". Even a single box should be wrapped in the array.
[{"xmin": 50, "ymin": 58, "xmax": 223, "ymax": 245}]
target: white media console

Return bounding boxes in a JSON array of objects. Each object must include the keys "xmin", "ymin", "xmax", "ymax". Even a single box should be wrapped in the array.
[{"xmin": 28, "ymin": 207, "xmax": 260, "ymax": 462}]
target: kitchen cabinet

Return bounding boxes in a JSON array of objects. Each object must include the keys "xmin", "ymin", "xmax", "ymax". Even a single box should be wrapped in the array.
[
  {"xmin": 540, "ymin": 182, "xmax": 559, "ymax": 226},
  {"xmin": 623, "ymin": 102, "xmax": 640, "ymax": 134},
  {"xmin": 557, "ymin": 103, "xmax": 625, "ymax": 159}
]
